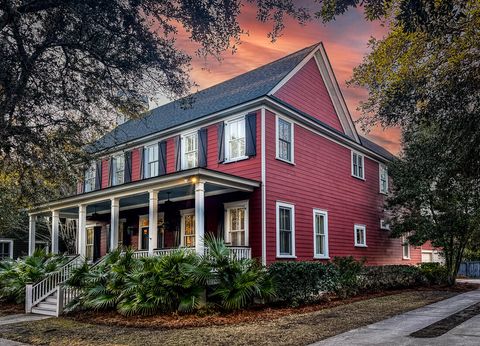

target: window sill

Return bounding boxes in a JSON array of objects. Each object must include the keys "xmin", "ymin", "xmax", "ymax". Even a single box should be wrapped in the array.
[
  {"xmin": 313, "ymin": 255, "xmax": 330, "ymax": 260},
  {"xmin": 275, "ymin": 157, "xmax": 295, "ymax": 166},
  {"xmin": 277, "ymin": 255, "xmax": 297, "ymax": 259},
  {"xmin": 223, "ymin": 156, "xmax": 249, "ymax": 164},
  {"xmin": 354, "ymin": 244, "xmax": 368, "ymax": 248},
  {"xmin": 379, "ymin": 191, "xmax": 388, "ymax": 195},
  {"xmin": 402, "ymin": 257, "xmax": 411, "ymax": 260},
  {"xmin": 352, "ymin": 175, "xmax": 366, "ymax": 181}
]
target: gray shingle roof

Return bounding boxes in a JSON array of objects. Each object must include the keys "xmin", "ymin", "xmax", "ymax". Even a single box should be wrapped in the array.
[
  {"xmin": 359, "ymin": 136, "xmax": 395, "ymax": 160},
  {"xmin": 89, "ymin": 44, "xmax": 318, "ymax": 152}
]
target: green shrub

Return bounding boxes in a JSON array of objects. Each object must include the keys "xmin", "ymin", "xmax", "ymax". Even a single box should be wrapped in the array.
[
  {"xmin": 359, "ymin": 265, "xmax": 426, "ymax": 292},
  {"xmin": 268, "ymin": 261, "xmax": 338, "ymax": 306},
  {"xmin": 419, "ymin": 262, "xmax": 449, "ymax": 285},
  {"xmin": 0, "ymin": 250, "xmax": 69, "ymax": 303},
  {"xmin": 332, "ymin": 256, "xmax": 365, "ymax": 298}
]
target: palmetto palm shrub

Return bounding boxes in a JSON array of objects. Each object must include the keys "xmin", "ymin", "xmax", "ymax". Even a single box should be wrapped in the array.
[
  {"xmin": 194, "ymin": 234, "xmax": 275, "ymax": 311},
  {"xmin": 0, "ymin": 249, "xmax": 69, "ymax": 303}
]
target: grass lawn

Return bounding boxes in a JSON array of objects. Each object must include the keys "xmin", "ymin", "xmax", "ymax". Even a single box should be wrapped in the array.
[{"xmin": 0, "ymin": 289, "xmax": 459, "ymax": 346}]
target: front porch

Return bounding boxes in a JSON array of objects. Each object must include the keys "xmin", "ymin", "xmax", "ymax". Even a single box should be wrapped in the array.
[{"xmin": 28, "ymin": 169, "xmax": 260, "ymax": 262}]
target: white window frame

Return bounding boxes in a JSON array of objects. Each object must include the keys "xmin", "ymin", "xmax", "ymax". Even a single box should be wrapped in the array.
[
  {"xmin": 84, "ymin": 162, "xmax": 96, "ymax": 192},
  {"xmin": 112, "ymin": 153, "xmax": 125, "ymax": 186},
  {"xmin": 224, "ymin": 115, "xmax": 247, "ymax": 162},
  {"xmin": 380, "ymin": 219, "xmax": 390, "ymax": 230},
  {"xmin": 276, "ymin": 201, "xmax": 296, "ymax": 258},
  {"xmin": 313, "ymin": 209, "xmax": 329, "ymax": 259},
  {"xmin": 0, "ymin": 239, "xmax": 14, "ymax": 259},
  {"xmin": 224, "ymin": 200, "xmax": 249, "ymax": 247},
  {"xmin": 354, "ymin": 224, "xmax": 367, "ymax": 247},
  {"xmin": 181, "ymin": 130, "xmax": 199, "ymax": 170},
  {"xmin": 144, "ymin": 143, "xmax": 159, "ymax": 178},
  {"xmin": 276, "ymin": 115, "xmax": 294, "ymax": 164},
  {"xmin": 402, "ymin": 236, "xmax": 411, "ymax": 259},
  {"xmin": 180, "ymin": 209, "xmax": 195, "ymax": 248},
  {"xmin": 379, "ymin": 163, "xmax": 388, "ymax": 194},
  {"xmin": 351, "ymin": 151, "xmax": 365, "ymax": 180}
]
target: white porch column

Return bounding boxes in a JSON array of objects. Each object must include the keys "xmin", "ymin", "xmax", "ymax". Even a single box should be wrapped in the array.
[
  {"xmin": 78, "ymin": 204, "xmax": 87, "ymax": 257},
  {"xmin": 148, "ymin": 190, "xmax": 158, "ymax": 254},
  {"xmin": 110, "ymin": 198, "xmax": 120, "ymax": 251},
  {"xmin": 28, "ymin": 214, "xmax": 36, "ymax": 256},
  {"xmin": 51, "ymin": 210, "xmax": 60, "ymax": 254},
  {"xmin": 195, "ymin": 181, "xmax": 205, "ymax": 255}
]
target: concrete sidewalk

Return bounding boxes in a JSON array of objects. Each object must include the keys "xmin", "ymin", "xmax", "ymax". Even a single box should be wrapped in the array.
[
  {"xmin": 311, "ymin": 289, "xmax": 480, "ymax": 346},
  {"xmin": 0, "ymin": 314, "xmax": 49, "ymax": 346}
]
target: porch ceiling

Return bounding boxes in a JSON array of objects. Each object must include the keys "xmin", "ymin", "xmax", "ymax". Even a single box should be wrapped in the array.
[{"xmin": 31, "ymin": 168, "xmax": 260, "ymax": 215}]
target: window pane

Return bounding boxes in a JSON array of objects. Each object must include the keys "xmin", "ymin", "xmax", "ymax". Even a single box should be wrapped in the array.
[{"xmin": 279, "ymin": 207, "xmax": 292, "ymax": 255}]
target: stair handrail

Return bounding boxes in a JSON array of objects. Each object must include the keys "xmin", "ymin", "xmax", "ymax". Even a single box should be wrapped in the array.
[{"xmin": 28, "ymin": 254, "xmax": 83, "ymax": 310}]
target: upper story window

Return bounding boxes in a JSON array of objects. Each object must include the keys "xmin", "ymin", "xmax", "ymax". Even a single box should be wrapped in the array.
[
  {"xmin": 225, "ymin": 116, "xmax": 246, "ymax": 161},
  {"xmin": 352, "ymin": 151, "xmax": 365, "ymax": 179},
  {"xmin": 145, "ymin": 144, "xmax": 158, "ymax": 178},
  {"xmin": 313, "ymin": 209, "xmax": 329, "ymax": 259},
  {"xmin": 112, "ymin": 154, "xmax": 125, "ymax": 186},
  {"xmin": 379, "ymin": 163, "xmax": 388, "ymax": 194},
  {"xmin": 276, "ymin": 201, "xmax": 295, "ymax": 258},
  {"xmin": 354, "ymin": 224, "xmax": 367, "ymax": 247},
  {"xmin": 276, "ymin": 116, "xmax": 294, "ymax": 163},
  {"xmin": 84, "ymin": 163, "xmax": 96, "ymax": 192},
  {"xmin": 182, "ymin": 131, "xmax": 198, "ymax": 169}
]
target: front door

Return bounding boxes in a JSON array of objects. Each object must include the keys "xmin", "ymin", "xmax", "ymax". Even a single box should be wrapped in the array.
[{"xmin": 141, "ymin": 227, "xmax": 149, "ymax": 250}]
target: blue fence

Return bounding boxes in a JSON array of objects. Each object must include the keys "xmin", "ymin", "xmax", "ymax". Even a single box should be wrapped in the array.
[{"xmin": 458, "ymin": 261, "xmax": 480, "ymax": 278}]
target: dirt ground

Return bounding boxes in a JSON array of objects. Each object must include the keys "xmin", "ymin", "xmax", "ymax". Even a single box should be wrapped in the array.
[{"xmin": 0, "ymin": 290, "xmax": 460, "ymax": 346}]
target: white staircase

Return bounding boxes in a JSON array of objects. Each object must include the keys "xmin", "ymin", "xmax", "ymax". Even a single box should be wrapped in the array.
[{"xmin": 26, "ymin": 255, "xmax": 83, "ymax": 317}]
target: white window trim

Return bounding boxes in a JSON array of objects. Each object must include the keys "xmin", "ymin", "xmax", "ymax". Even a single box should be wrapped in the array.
[
  {"xmin": 112, "ymin": 153, "xmax": 125, "ymax": 186},
  {"xmin": 380, "ymin": 219, "xmax": 390, "ymax": 230},
  {"xmin": 354, "ymin": 224, "xmax": 367, "ymax": 247},
  {"xmin": 180, "ymin": 208, "xmax": 195, "ymax": 247},
  {"xmin": 402, "ymin": 236, "xmax": 411, "ymax": 259},
  {"xmin": 224, "ymin": 200, "xmax": 249, "ymax": 246},
  {"xmin": 181, "ymin": 130, "xmax": 199, "ymax": 170},
  {"xmin": 379, "ymin": 163, "xmax": 388, "ymax": 194},
  {"xmin": 224, "ymin": 115, "xmax": 248, "ymax": 163},
  {"xmin": 275, "ymin": 115, "xmax": 295, "ymax": 164},
  {"xmin": 276, "ymin": 201, "xmax": 296, "ymax": 258},
  {"xmin": 313, "ymin": 209, "xmax": 329, "ymax": 259},
  {"xmin": 0, "ymin": 239, "xmax": 14, "ymax": 259},
  {"xmin": 351, "ymin": 151, "xmax": 365, "ymax": 180},
  {"xmin": 144, "ymin": 143, "xmax": 159, "ymax": 178}
]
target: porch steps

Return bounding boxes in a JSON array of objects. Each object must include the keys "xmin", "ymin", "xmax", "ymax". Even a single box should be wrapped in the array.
[{"xmin": 31, "ymin": 292, "xmax": 58, "ymax": 316}]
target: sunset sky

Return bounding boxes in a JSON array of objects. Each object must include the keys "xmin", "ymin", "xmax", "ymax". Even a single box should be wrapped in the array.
[{"xmin": 171, "ymin": 4, "xmax": 401, "ymax": 154}]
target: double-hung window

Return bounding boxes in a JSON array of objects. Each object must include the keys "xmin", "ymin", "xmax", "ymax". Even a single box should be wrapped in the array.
[
  {"xmin": 0, "ymin": 240, "xmax": 13, "ymax": 260},
  {"xmin": 112, "ymin": 154, "xmax": 125, "ymax": 186},
  {"xmin": 225, "ymin": 201, "xmax": 248, "ymax": 246},
  {"xmin": 352, "ymin": 152, "xmax": 365, "ymax": 179},
  {"xmin": 402, "ymin": 236, "xmax": 410, "ymax": 259},
  {"xmin": 354, "ymin": 224, "xmax": 367, "ymax": 247},
  {"xmin": 313, "ymin": 209, "xmax": 328, "ymax": 258},
  {"xmin": 276, "ymin": 202, "xmax": 295, "ymax": 257},
  {"xmin": 379, "ymin": 164, "xmax": 388, "ymax": 194},
  {"xmin": 182, "ymin": 131, "xmax": 198, "ymax": 169},
  {"xmin": 225, "ymin": 116, "xmax": 246, "ymax": 161},
  {"xmin": 181, "ymin": 209, "xmax": 195, "ymax": 248},
  {"xmin": 276, "ymin": 116, "xmax": 293, "ymax": 163},
  {"xmin": 84, "ymin": 163, "xmax": 96, "ymax": 192},
  {"xmin": 145, "ymin": 144, "xmax": 159, "ymax": 178}
]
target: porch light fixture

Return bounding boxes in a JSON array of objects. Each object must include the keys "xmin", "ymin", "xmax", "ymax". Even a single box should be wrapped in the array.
[{"xmin": 191, "ymin": 177, "xmax": 198, "ymax": 184}]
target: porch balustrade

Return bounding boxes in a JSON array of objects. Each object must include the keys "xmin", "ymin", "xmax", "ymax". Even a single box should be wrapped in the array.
[{"xmin": 134, "ymin": 246, "xmax": 252, "ymax": 260}]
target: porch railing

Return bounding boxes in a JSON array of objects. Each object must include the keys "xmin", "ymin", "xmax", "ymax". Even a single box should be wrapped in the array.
[
  {"xmin": 26, "ymin": 255, "xmax": 83, "ymax": 313},
  {"xmin": 136, "ymin": 246, "xmax": 252, "ymax": 260}
]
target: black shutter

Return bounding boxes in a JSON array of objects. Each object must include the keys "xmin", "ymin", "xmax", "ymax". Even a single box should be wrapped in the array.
[
  {"xmin": 139, "ymin": 147, "xmax": 145, "ymax": 180},
  {"xmin": 217, "ymin": 122, "xmax": 225, "ymax": 163},
  {"xmin": 108, "ymin": 157, "xmax": 114, "ymax": 187},
  {"xmin": 94, "ymin": 160, "xmax": 102, "ymax": 190},
  {"xmin": 174, "ymin": 136, "xmax": 182, "ymax": 171},
  {"xmin": 159, "ymin": 141, "xmax": 167, "ymax": 175},
  {"xmin": 245, "ymin": 112, "xmax": 257, "ymax": 156},
  {"xmin": 198, "ymin": 128, "xmax": 208, "ymax": 167},
  {"xmin": 124, "ymin": 151, "xmax": 132, "ymax": 183}
]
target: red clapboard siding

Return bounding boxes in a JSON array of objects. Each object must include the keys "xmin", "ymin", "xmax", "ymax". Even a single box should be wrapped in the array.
[
  {"xmin": 101, "ymin": 159, "xmax": 110, "ymax": 189},
  {"xmin": 264, "ymin": 110, "xmax": 422, "ymax": 265},
  {"xmin": 274, "ymin": 58, "xmax": 344, "ymax": 133},
  {"xmin": 131, "ymin": 148, "xmax": 141, "ymax": 181}
]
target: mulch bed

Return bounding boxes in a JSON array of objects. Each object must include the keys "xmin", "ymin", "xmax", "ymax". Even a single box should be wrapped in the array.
[
  {"xmin": 67, "ymin": 282, "xmax": 479, "ymax": 329},
  {"xmin": 0, "ymin": 301, "xmax": 24, "ymax": 316}
]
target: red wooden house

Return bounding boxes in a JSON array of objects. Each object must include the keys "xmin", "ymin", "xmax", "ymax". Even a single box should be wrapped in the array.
[{"xmin": 28, "ymin": 42, "xmax": 438, "ymax": 266}]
